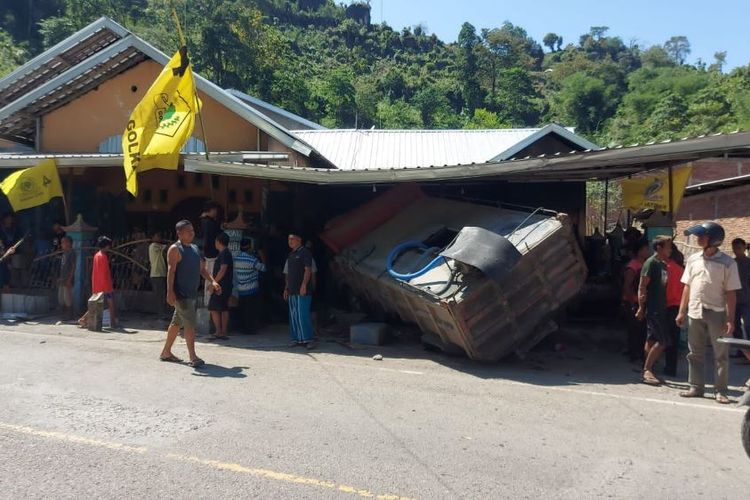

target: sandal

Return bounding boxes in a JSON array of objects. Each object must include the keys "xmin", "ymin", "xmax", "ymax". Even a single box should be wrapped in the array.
[
  {"xmin": 642, "ymin": 371, "xmax": 660, "ymax": 386},
  {"xmin": 188, "ymin": 358, "xmax": 205, "ymax": 368},
  {"xmin": 715, "ymin": 394, "xmax": 731, "ymax": 404},
  {"xmin": 159, "ymin": 354, "xmax": 182, "ymax": 363},
  {"xmin": 680, "ymin": 387, "xmax": 704, "ymax": 398}
]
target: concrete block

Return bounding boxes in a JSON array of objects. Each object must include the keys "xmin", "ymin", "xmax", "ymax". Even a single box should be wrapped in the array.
[
  {"xmin": 350, "ymin": 322, "xmax": 388, "ymax": 346},
  {"xmin": 87, "ymin": 292, "xmax": 104, "ymax": 331}
]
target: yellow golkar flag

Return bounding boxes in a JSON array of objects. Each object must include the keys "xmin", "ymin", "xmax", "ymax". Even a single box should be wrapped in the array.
[
  {"xmin": 621, "ymin": 165, "xmax": 693, "ymax": 213},
  {"xmin": 0, "ymin": 159, "xmax": 63, "ymax": 212},
  {"xmin": 122, "ymin": 46, "xmax": 200, "ymax": 196}
]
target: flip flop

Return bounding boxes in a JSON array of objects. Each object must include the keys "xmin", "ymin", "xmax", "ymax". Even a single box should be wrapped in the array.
[
  {"xmin": 209, "ymin": 335, "xmax": 229, "ymax": 341},
  {"xmin": 188, "ymin": 358, "xmax": 205, "ymax": 368},
  {"xmin": 159, "ymin": 354, "xmax": 182, "ymax": 363}
]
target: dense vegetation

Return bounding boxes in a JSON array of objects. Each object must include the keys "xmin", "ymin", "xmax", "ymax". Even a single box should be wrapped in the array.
[{"xmin": 2, "ymin": 0, "xmax": 749, "ymax": 145}]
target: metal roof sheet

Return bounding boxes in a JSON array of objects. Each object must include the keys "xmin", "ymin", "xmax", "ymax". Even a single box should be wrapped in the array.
[
  {"xmin": 291, "ymin": 124, "xmax": 597, "ymax": 171},
  {"xmin": 184, "ymin": 130, "xmax": 750, "ymax": 184}
]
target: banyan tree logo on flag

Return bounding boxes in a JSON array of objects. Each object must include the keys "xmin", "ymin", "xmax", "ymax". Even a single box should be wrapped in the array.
[{"xmin": 154, "ymin": 91, "xmax": 192, "ymax": 138}]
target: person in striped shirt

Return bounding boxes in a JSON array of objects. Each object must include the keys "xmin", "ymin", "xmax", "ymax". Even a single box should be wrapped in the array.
[{"xmin": 234, "ymin": 238, "xmax": 266, "ymax": 334}]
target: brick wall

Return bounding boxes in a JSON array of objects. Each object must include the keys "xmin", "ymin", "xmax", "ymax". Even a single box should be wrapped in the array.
[
  {"xmin": 685, "ymin": 158, "xmax": 750, "ymax": 185},
  {"xmin": 675, "ymin": 183, "xmax": 750, "ymax": 252}
]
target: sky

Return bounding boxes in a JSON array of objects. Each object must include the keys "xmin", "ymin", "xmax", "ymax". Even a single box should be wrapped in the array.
[{"xmin": 374, "ymin": 0, "xmax": 748, "ymax": 71}]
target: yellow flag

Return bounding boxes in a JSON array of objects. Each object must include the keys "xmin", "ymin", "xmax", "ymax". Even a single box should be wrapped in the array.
[
  {"xmin": 621, "ymin": 165, "xmax": 693, "ymax": 212},
  {"xmin": 0, "ymin": 159, "xmax": 63, "ymax": 212},
  {"xmin": 122, "ymin": 47, "xmax": 200, "ymax": 196}
]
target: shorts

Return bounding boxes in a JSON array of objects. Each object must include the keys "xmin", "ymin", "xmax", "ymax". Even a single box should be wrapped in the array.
[
  {"xmin": 58, "ymin": 285, "xmax": 73, "ymax": 307},
  {"xmin": 208, "ymin": 292, "xmax": 230, "ymax": 312},
  {"xmin": 171, "ymin": 299, "xmax": 197, "ymax": 330},
  {"xmin": 646, "ymin": 312, "xmax": 672, "ymax": 347}
]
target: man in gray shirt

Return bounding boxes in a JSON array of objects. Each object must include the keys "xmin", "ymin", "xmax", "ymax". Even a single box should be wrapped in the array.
[{"xmin": 160, "ymin": 220, "xmax": 220, "ymax": 368}]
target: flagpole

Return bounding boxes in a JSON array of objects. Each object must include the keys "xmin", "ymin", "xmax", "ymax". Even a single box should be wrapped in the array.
[
  {"xmin": 51, "ymin": 160, "xmax": 70, "ymax": 225},
  {"xmin": 171, "ymin": 2, "xmax": 211, "ymax": 191}
]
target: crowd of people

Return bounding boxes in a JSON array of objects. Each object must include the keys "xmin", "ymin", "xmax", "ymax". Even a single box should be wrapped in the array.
[
  {"xmin": 65, "ymin": 201, "xmax": 317, "ymax": 367},
  {"xmin": 620, "ymin": 221, "xmax": 750, "ymax": 403}
]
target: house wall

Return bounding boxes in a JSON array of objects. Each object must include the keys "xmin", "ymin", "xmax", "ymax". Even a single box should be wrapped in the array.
[
  {"xmin": 676, "ymin": 183, "xmax": 750, "ymax": 251},
  {"xmin": 40, "ymin": 60, "xmax": 259, "ymax": 153}
]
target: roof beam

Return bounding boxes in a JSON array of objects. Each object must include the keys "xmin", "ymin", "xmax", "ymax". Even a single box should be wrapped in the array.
[
  {"xmin": 0, "ymin": 36, "xmax": 137, "ymax": 122},
  {"xmin": 0, "ymin": 17, "xmax": 129, "ymax": 93}
]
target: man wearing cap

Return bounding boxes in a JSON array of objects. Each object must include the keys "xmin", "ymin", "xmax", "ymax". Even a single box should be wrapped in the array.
[
  {"xmin": 284, "ymin": 232, "xmax": 314, "ymax": 348},
  {"xmin": 677, "ymin": 221, "xmax": 742, "ymax": 404}
]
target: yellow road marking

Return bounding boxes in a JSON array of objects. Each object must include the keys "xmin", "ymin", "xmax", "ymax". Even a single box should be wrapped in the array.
[
  {"xmin": 0, "ymin": 422, "xmax": 148, "ymax": 453},
  {"xmin": 0, "ymin": 421, "xmax": 414, "ymax": 499}
]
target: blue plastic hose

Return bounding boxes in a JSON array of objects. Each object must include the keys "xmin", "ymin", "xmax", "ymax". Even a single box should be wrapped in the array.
[{"xmin": 386, "ymin": 240, "xmax": 445, "ymax": 281}]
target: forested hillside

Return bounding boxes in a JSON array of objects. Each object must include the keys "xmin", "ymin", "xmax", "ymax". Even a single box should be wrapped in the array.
[{"xmin": 2, "ymin": 0, "xmax": 749, "ymax": 145}]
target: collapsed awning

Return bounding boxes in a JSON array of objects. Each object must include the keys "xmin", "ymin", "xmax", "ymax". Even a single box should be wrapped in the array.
[{"xmin": 184, "ymin": 131, "xmax": 750, "ymax": 184}]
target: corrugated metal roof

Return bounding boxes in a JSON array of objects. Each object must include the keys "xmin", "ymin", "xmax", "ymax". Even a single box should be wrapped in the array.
[
  {"xmin": 185, "ymin": 130, "xmax": 750, "ymax": 184},
  {"xmin": 291, "ymin": 124, "xmax": 597, "ymax": 171}
]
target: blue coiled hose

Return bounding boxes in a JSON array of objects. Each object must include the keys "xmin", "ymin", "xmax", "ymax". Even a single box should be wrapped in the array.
[{"xmin": 386, "ymin": 240, "xmax": 445, "ymax": 281}]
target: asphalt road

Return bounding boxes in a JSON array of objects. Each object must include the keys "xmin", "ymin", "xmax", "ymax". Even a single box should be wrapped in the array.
[{"xmin": 1, "ymin": 321, "xmax": 748, "ymax": 499}]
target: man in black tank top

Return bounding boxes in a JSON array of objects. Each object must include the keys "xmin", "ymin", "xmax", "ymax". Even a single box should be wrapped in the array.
[{"xmin": 159, "ymin": 220, "xmax": 221, "ymax": 367}]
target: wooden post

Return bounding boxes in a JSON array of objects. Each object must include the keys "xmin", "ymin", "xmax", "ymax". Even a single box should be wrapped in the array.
[
  {"xmin": 668, "ymin": 165, "xmax": 674, "ymax": 236},
  {"xmin": 603, "ymin": 180, "xmax": 609, "ymax": 232}
]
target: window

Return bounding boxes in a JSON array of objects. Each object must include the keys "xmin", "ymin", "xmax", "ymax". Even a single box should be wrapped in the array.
[
  {"xmin": 211, "ymin": 175, "xmax": 220, "ymax": 190},
  {"xmin": 244, "ymin": 190, "xmax": 253, "ymax": 203},
  {"xmin": 228, "ymin": 190, "xmax": 237, "ymax": 203},
  {"xmin": 144, "ymin": 189, "xmax": 152, "ymax": 202},
  {"xmin": 177, "ymin": 175, "xmax": 186, "ymax": 189},
  {"xmin": 159, "ymin": 189, "xmax": 168, "ymax": 203},
  {"xmin": 194, "ymin": 173, "xmax": 203, "ymax": 186}
]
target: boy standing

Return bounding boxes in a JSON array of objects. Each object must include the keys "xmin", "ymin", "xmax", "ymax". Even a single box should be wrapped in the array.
[
  {"xmin": 149, "ymin": 231, "xmax": 169, "ymax": 320},
  {"xmin": 636, "ymin": 236, "xmax": 672, "ymax": 385},
  {"xmin": 58, "ymin": 236, "xmax": 75, "ymax": 321},
  {"xmin": 79, "ymin": 236, "xmax": 116, "ymax": 329},
  {"xmin": 208, "ymin": 232, "xmax": 233, "ymax": 340}
]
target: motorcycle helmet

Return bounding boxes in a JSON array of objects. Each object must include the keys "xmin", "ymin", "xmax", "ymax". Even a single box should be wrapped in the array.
[{"xmin": 683, "ymin": 221, "xmax": 725, "ymax": 247}]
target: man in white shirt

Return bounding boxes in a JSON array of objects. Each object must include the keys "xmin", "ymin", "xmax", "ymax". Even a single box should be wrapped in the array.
[
  {"xmin": 677, "ymin": 222, "xmax": 742, "ymax": 404},
  {"xmin": 149, "ymin": 231, "xmax": 169, "ymax": 320}
]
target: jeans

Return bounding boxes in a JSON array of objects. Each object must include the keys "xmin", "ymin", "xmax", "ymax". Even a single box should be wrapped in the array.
[{"xmin": 623, "ymin": 302, "xmax": 646, "ymax": 361}]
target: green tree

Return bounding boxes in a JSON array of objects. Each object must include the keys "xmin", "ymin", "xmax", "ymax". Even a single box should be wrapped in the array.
[
  {"xmin": 457, "ymin": 22, "xmax": 483, "ymax": 113},
  {"xmin": 663, "ymin": 36, "xmax": 691, "ymax": 65},
  {"xmin": 464, "ymin": 108, "xmax": 510, "ymax": 129},
  {"xmin": 0, "ymin": 29, "xmax": 27, "ymax": 78},
  {"xmin": 375, "ymin": 99, "xmax": 423, "ymax": 129},
  {"xmin": 543, "ymin": 33, "xmax": 560, "ymax": 52}
]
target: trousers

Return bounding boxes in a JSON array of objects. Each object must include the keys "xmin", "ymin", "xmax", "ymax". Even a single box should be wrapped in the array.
[
  {"xmin": 288, "ymin": 294, "xmax": 313, "ymax": 343},
  {"xmin": 687, "ymin": 308, "xmax": 729, "ymax": 395}
]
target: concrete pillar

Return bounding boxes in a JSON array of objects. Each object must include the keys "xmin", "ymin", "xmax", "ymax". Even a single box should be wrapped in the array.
[{"xmin": 61, "ymin": 214, "xmax": 98, "ymax": 314}]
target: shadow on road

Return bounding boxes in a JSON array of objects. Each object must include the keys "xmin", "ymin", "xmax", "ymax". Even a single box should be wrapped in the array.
[{"xmin": 191, "ymin": 364, "xmax": 248, "ymax": 378}]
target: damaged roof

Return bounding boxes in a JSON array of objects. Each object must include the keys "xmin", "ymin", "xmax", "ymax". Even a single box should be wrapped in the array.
[
  {"xmin": 291, "ymin": 124, "xmax": 598, "ymax": 171},
  {"xmin": 184, "ymin": 131, "xmax": 750, "ymax": 184}
]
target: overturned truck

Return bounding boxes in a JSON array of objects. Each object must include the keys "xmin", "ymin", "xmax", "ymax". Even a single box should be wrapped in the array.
[{"xmin": 321, "ymin": 185, "xmax": 587, "ymax": 361}]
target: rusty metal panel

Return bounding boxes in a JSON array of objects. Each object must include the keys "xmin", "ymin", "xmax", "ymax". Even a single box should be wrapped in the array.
[{"xmin": 330, "ymin": 196, "xmax": 587, "ymax": 361}]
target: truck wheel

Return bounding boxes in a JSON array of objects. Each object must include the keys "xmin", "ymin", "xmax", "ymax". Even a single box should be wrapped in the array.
[{"xmin": 742, "ymin": 409, "xmax": 750, "ymax": 459}]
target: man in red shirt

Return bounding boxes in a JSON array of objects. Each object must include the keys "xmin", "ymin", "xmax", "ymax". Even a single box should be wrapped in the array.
[
  {"xmin": 78, "ymin": 236, "xmax": 116, "ymax": 329},
  {"xmin": 664, "ymin": 247, "xmax": 685, "ymax": 376}
]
